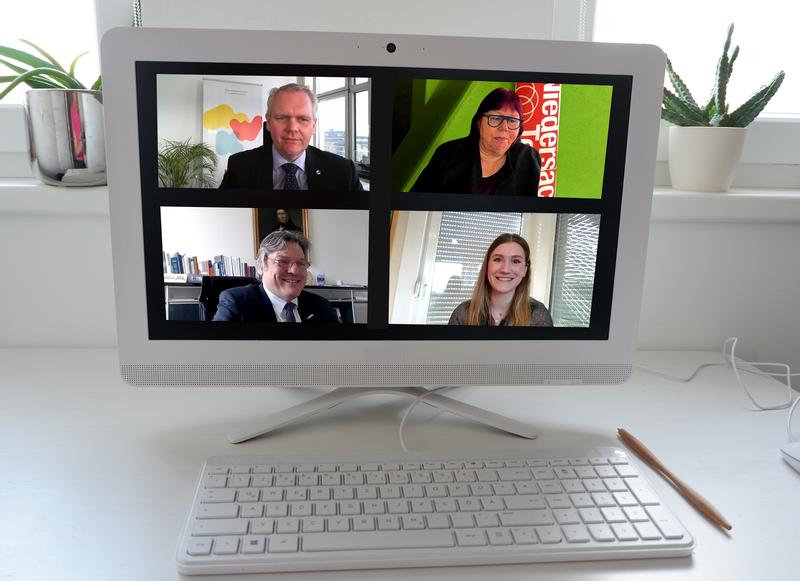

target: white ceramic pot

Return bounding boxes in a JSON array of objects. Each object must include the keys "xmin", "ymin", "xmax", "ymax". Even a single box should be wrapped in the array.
[{"xmin": 668, "ymin": 126, "xmax": 746, "ymax": 192}]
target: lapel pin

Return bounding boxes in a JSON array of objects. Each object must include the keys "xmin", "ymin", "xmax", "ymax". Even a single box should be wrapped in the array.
[{"xmin": 315, "ymin": 169, "xmax": 322, "ymax": 175}]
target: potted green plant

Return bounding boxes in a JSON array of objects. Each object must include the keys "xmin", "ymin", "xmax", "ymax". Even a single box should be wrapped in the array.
[
  {"xmin": 0, "ymin": 40, "xmax": 105, "ymax": 186},
  {"xmin": 662, "ymin": 24, "xmax": 785, "ymax": 192},
  {"xmin": 158, "ymin": 139, "xmax": 218, "ymax": 188}
]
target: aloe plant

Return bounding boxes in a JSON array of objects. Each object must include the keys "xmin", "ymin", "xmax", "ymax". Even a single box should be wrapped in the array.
[
  {"xmin": 158, "ymin": 139, "xmax": 218, "ymax": 188},
  {"xmin": 662, "ymin": 24, "xmax": 785, "ymax": 127},
  {"xmin": 0, "ymin": 39, "xmax": 102, "ymax": 100}
]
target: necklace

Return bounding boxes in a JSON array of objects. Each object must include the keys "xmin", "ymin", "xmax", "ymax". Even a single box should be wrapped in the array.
[{"xmin": 491, "ymin": 309, "xmax": 507, "ymax": 325}]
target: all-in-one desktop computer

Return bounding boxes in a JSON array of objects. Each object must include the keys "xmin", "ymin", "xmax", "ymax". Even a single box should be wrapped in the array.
[{"xmin": 101, "ymin": 27, "xmax": 685, "ymax": 574}]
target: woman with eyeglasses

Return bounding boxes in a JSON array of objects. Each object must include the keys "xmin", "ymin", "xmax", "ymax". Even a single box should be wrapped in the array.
[
  {"xmin": 448, "ymin": 233, "xmax": 553, "ymax": 326},
  {"xmin": 410, "ymin": 88, "xmax": 541, "ymax": 195}
]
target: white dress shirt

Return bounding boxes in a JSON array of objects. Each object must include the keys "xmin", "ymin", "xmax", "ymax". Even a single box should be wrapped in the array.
[
  {"xmin": 271, "ymin": 147, "xmax": 309, "ymax": 190},
  {"xmin": 263, "ymin": 285, "xmax": 301, "ymax": 323}
]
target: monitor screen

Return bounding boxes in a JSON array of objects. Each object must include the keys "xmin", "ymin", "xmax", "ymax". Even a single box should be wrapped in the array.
[{"xmin": 102, "ymin": 29, "xmax": 665, "ymax": 388}]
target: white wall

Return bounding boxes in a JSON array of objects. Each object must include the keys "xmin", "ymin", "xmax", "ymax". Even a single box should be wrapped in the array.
[
  {"xmin": 306, "ymin": 210, "xmax": 369, "ymax": 285},
  {"xmin": 161, "ymin": 207, "xmax": 255, "ymax": 263}
]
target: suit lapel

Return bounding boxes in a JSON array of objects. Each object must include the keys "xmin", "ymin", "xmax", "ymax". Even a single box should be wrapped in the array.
[
  {"xmin": 256, "ymin": 284, "xmax": 279, "ymax": 322},
  {"xmin": 256, "ymin": 144, "xmax": 274, "ymax": 189},
  {"xmin": 305, "ymin": 147, "xmax": 324, "ymax": 191},
  {"xmin": 296, "ymin": 291, "xmax": 317, "ymax": 323}
]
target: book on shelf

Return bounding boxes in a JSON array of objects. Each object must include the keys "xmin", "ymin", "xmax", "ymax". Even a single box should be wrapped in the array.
[{"xmin": 163, "ymin": 251, "xmax": 255, "ymax": 280}]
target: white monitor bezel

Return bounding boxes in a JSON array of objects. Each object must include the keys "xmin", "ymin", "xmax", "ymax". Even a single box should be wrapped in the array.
[{"xmin": 101, "ymin": 27, "xmax": 664, "ymax": 386}]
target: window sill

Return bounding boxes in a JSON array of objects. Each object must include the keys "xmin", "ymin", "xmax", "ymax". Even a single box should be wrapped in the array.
[
  {"xmin": 1, "ymin": 179, "xmax": 799, "ymax": 223},
  {"xmin": 651, "ymin": 186, "xmax": 800, "ymax": 223},
  {"xmin": 0, "ymin": 178, "xmax": 109, "ymax": 216}
]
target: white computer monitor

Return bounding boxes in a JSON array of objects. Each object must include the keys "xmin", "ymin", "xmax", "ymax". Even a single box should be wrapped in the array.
[{"xmin": 101, "ymin": 28, "xmax": 664, "ymax": 441}]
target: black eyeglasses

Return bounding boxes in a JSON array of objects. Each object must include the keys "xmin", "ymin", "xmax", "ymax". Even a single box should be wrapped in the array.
[{"xmin": 482, "ymin": 114, "xmax": 522, "ymax": 130}]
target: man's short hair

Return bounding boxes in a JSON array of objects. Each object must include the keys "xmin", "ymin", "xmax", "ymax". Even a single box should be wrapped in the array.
[
  {"xmin": 266, "ymin": 83, "xmax": 318, "ymax": 118},
  {"xmin": 256, "ymin": 229, "xmax": 310, "ymax": 274}
]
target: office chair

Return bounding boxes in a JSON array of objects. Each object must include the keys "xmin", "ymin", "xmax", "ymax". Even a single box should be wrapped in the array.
[{"xmin": 198, "ymin": 276, "xmax": 258, "ymax": 321}]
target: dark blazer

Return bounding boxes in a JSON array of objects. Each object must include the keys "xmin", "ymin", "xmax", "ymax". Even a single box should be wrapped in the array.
[
  {"xmin": 213, "ymin": 283, "xmax": 340, "ymax": 323},
  {"xmin": 410, "ymin": 136, "xmax": 541, "ymax": 195},
  {"xmin": 218, "ymin": 137, "xmax": 363, "ymax": 191}
]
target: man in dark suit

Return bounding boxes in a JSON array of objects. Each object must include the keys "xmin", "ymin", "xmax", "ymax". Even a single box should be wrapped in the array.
[
  {"xmin": 218, "ymin": 83, "xmax": 363, "ymax": 191},
  {"xmin": 213, "ymin": 230, "xmax": 339, "ymax": 323}
]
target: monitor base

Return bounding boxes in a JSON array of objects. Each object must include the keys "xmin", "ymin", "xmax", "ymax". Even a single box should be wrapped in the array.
[{"xmin": 226, "ymin": 386, "xmax": 538, "ymax": 443}]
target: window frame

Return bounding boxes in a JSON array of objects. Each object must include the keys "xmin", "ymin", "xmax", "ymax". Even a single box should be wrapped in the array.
[
  {"xmin": 312, "ymin": 77, "xmax": 371, "ymax": 179},
  {"xmin": 571, "ymin": 0, "xmax": 800, "ymax": 182}
]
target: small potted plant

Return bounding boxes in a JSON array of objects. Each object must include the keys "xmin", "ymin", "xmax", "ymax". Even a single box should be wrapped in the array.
[
  {"xmin": 158, "ymin": 139, "xmax": 219, "ymax": 188},
  {"xmin": 662, "ymin": 24, "xmax": 784, "ymax": 192},
  {"xmin": 0, "ymin": 40, "xmax": 105, "ymax": 186}
]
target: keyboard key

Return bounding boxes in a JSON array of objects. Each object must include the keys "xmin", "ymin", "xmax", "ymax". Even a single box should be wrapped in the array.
[
  {"xmin": 578, "ymin": 508, "xmax": 604, "ymax": 524},
  {"xmin": 196, "ymin": 503, "xmax": 239, "ymax": 519},
  {"xmin": 213, "ymin": 536, "xmax": 239, "ymax": 555},
  {"xmin": 377, "ymin": 515, "xmax": 400, "ymax": 530},
  {"xmin": 624, "ymin": 506, "xmax": 649, "ymax": 522},
  {"xmin": 450, "ymin": 513, "xmax": 475, "ymax": 528},
  {"xmin": 237, "ymin": 488, "xmax": 260, "ymax": 502},
  {"xmin": 475, "ymin": 512, "xmax": 499, "ymax": 527},
  {"xmin": 328, "ymin": 517, "xmax": 350, "ymax": 532},
  {"xmin": 646, "ymin": 506, "xmax": 686, "ymax": 539},
  {"xmin": 553, "ymin": 509, "xmax": 580, "ymax": 525},
  {"xmin": 276, "ymin": 518, "xmax": 300, "ymax": 533},
  {"xmin": 200, "ymin": 489, "xmax": 236, "ymax": 503},
  {"xmin": 250, "ymin": 518, "xmax": 274, "ymax": 534},
  {"xmin": 535, "ymin": 526, "xmax": 563, "ymax": 544},
  {"xmin": 191, "ymin": 518, "xmax": 248, "ymax": 536},
  {"xmin": 186, "ymin": 538, "xmax": 212, "ymax": 556},
  {"xmin": 402, "ymin": 515, "xmax": 426, "ymax": 530},
  {"xmin": 498, "ymin": 510, "xmax": 553, "ymax": 527},
  {"xmin": 204, "ymin": 475, "xmax": 227, "ymax": 488},
  {"xmin": 427, "ymin": 514, "xmax": 450, "ymax": 529},
  {"xmin": 563, "ymin": 525, "xmax": 590, "ymax": 543},
  {"xmin": 268, "ymin": 535, "xmax": 298, "ymax": 553},
  {"xmin": 504, "ymin": 495, "xmax": 546, "ymax": 510},
  {"xmin": 239, "ymin": 503, "xmax": 263, "ymax": 518},
  {"xmin": 588, "ymin": 523, "xmax": 615, "ymax": 542},
  {"xmin": 487, "ymin": 528, "xmax": 513, "ymax": 545},
  {"xmin": 302, "ymin": 517, "xmax": 325, "ymax": 533},
  {"xmin": 456, "ymin": 529, "xmax": 486, "ymax": 546},
  {"xmin": 510, "ymin": 526, "xmax": 538, "ymax": 544},
  {"xmin": 627, "ymin": 478, "xmax": 660, "ymax": 505},
  {"xmin": 601, "ymin": 507, "xmax": 626, "ymax": 523},
  {"xmin": 353, "ymin": 516, "xmax": 375, "ymax": 531},
  {"xmin": 304, "ymin": 530, "xmax": 455, "ymax": 551},
  {"xmin": 611, "ymin": 523, "xmax": 639, "ymax": 541},
  {"xmin": 240, "ymin": 535, "xmax": 266, "ymax": 554},
  {"xmin": 634, "ymin": 521, "xmax": 663, "ymax": 540}
]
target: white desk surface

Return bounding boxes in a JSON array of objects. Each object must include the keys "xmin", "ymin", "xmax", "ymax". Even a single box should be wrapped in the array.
[{"xmin": 2, "ymin": 348, "xmax": 798, "ymax": 581}]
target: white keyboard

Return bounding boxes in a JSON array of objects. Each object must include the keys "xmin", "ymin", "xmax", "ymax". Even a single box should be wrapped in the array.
[{"xmin": 176, "ymin": 448, "xmax": 694, "ymax": 575}]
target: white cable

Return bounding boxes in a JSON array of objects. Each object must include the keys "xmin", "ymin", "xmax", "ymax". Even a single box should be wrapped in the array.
[
  {"xmin": 398, "ymin": 385, "xmax": 457, "ymax": 452},
  {"xmin": 725, "ymin": 337, "xmax": 794, "ymax": 411},
  {"xmin": 635, "ymin": 362, "xmax": 726, "ymax": 383}
]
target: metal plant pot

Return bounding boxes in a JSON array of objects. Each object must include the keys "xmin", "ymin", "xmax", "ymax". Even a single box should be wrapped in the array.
[{"xmin": 25, "ymin": 89, "xmax": 106, "ymax": 186}]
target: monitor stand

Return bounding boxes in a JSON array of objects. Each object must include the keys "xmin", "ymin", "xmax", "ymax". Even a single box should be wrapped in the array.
[{"xmin": 226, "ymin": 386, "xmax": 539, "ymax": 443}]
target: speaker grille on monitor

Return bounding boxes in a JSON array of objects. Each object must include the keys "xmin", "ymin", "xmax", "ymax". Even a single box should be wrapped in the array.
[{"xmin": 121, "ymin": 364, "xmax": 632, "ymax": 387}]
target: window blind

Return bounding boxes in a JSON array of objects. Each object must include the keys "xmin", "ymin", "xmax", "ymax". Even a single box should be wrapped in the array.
[
  {"xmin": 549, "ymin": 213, "xmax": 600, "ymax": 327},
  {"xmin": 426, "ymin": 212, "xmax": 523, "ymax": 324}
]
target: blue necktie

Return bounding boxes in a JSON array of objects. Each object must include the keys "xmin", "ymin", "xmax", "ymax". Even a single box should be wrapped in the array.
[
  {"xmin": 281, "ymin": 302, "xmax": 297, "ymax": 323},
  {"xmin": 282, "ymin": 163, "xmax": 299, "ymax": 190}
]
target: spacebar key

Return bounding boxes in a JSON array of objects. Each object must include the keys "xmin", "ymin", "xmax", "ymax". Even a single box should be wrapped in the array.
[{"xmin": 303, "ymin": 531, "xmax": 454, "ymax": 552}]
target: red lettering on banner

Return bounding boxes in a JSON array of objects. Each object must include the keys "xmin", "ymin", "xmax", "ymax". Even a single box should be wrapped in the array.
[{"xmin": 516, "ymin": 82, "xmax": 561, "ymax": 197}]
